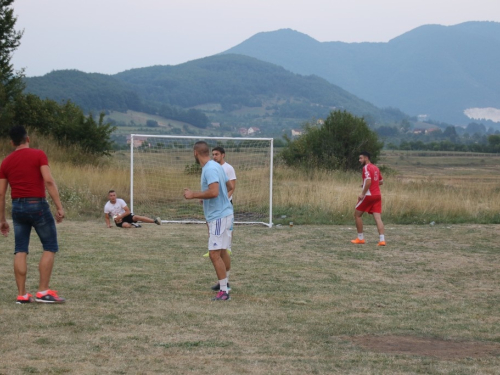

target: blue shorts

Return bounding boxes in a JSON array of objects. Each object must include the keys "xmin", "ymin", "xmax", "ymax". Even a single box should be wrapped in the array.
[{"xmin": 11, "ymin": 198, "xmax": 59, "ymax": 254}]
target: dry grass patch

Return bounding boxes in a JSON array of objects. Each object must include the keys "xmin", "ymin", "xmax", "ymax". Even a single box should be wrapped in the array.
[{"xmin": 1, "ymin": 222, "xmax": 500, "ymax": 374}]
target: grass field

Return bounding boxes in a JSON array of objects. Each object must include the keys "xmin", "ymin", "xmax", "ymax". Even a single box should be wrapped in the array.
[{"xmin": 1, "ymin": 222, "xmax": 500, "ymax": 374}]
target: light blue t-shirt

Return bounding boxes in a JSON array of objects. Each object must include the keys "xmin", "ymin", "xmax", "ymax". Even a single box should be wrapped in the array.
[{"xmin": 201, "ymin": 160, "xmax": 234, "ymax": 222}]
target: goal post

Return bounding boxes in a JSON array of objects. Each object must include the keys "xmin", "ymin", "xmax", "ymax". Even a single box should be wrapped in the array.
[{"xmin": 130, "ymin": 134, "xmax": 274, "ymax": 227}]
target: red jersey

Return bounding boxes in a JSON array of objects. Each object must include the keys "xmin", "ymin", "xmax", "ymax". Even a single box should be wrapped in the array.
[
  {"xmin": 0, "ymin": 148, "xmax": 49, "ymax": 198},
  {"xmin": 362, "ymin": 163, "xmax": 383, "ymax": 196}
]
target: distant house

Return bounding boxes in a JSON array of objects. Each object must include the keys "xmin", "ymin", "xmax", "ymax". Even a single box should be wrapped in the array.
[
  {"xmin": 417, "ymin": 114, "xmax": 429, "ymax": 122},
  {"xmin": 426, "ymin": 128, "xmax": 441, "ymax": 134},
  {"xmin": 413, "ymin": 129, "xmax": 425, "ymax": 135},
  {"xmin": 316, "ymin": 119, "xmax": 325, "ymax": 125},
  {"xmin": 291, "ymin": 129, "xmax": 303, "ymax": 137},
  {"xmin": 211, "ymin": 122, "xmax": 221, "ymax": 128},
  {"xmin": 126, "ymin": 135, "xmax": 148, "ymax": 148},
  {"xmin": 239, "ymin": 127, "xmax": 248, "ymax": 136},
  {"xmin": 247, "ymin": 127, "xmax": 260, "ymax": 135}
]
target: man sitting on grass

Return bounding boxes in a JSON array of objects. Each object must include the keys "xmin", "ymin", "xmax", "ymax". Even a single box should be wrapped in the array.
[{"xmin": 104, "ymin": 190, "xmax": 161, "ymax": 228}]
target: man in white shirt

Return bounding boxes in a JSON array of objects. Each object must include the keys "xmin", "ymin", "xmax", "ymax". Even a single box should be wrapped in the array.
[
  {"xmin": 212, "ymin": 147, "xmax": 236, "ymax": 203},
  {"xmin": 210, "ymin": 146, "xmax": 237, "ymax": 292},
  {"xmin": 104, "ymin": 190, "xmax": 161, "ymax": 228}
]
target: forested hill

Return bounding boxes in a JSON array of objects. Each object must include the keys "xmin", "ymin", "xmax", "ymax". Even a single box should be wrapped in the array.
[
  {"xmin": 114, "ymin": 54, "xmax": 404, "ymax": 122},
  {"xmin": 224, "ymin": 21, "xmax": 500, "ymax": 125},
  {"xmin": 24, "ymin": 70, "xmax": 142, "ymax": 113},
  {"xmin": 24, "ymin": 54, "xmax": 406, "ymax": 130}
]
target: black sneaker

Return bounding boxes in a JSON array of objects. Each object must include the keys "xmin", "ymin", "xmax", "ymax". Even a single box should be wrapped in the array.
[
  {"xmin": 211, "ymin": 282, "xmax": 231, "ymax": 292},
  {"xmin": 212, "ymin": 291, "xmax": 230, "ymax": 301},
  {"xmin": 35, "ymin": 290, "xmax": 65, "ymax": 303},
  {"xmin": 132, "ymin": 223, "xmax": 142, "ymax": 228}
]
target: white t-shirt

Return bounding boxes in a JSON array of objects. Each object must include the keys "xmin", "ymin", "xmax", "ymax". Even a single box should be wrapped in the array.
[
  {"xmin": 104, "ymin": 198, "xmax": 128, "ymax": 217},
  {"xmin": 221, "ymin": 162, "xmax": 236, "ymax": 201}
]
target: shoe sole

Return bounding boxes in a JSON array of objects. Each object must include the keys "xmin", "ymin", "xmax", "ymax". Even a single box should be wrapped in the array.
[
  {"xmin": 35, "ymin": 298, "xmax": 65, "ymax": 303},
  {"xmin": 212, "ymin": 296, "xmax": 231, "ymax": 301}
]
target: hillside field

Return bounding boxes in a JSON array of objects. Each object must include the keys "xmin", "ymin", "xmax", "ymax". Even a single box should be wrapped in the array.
[
  {"xmin": 0, "ymin": 222, "xmax": 499, "ymax": 374},
  {"xmin": 1, "ymin": 146, "xmax": 500, "ymax": 373}
]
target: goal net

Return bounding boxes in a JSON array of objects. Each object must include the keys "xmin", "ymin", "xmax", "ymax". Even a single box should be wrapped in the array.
[{"xmin": 130, "ymin": 135, "xmax": 274, "ymax": 227}]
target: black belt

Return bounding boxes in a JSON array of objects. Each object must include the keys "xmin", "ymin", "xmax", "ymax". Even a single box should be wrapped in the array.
[{"xmin": 12, "ymin": 197, "xmax": 46, "ymax": 202}]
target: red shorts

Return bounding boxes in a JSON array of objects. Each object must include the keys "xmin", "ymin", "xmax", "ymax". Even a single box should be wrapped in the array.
[{"xmin": 355, "ymin": 195, "xmax": 382, "ymax": 214}]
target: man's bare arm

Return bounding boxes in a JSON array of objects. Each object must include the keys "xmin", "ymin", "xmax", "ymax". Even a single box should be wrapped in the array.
[
  {"xmin": 115, "ymin": 206, "xmax": 131, "ymax": 223},
  {"xmin": 105, "ymin": 212, "xmax": 112, "ymax": 228},
  {"xmin": 226, "ymin": 180, "xmax": 236, "ymax": 199},
  {"xmin": 359, "ymin": 179, "xmax": 372, "ymax": 199},
  {"xmin": 0, "ymin": 178, "xmax": 9, "ymax": 236},
  {"xmin": 40, "ymin": 165, "xmax": 64, "ymax": 222},
  {"xmin": 184, "ymin": 182, "xmax": 219, "ymax": 200}
]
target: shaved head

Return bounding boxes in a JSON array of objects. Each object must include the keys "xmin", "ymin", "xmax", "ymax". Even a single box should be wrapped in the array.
[{"xmin": 194, "ymin": 141, "xmax": 209, "ymax": 156}]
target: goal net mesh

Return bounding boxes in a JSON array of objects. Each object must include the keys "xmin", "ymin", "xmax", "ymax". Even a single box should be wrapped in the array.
[{"xmin": 130, "ymin": 135, "xmax": 273, "ymax": 226}]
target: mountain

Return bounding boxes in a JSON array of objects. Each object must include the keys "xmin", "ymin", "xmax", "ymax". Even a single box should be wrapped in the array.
[
  {"xmin": 24, "ymin": 70, "xmax": 142, "ymax": 113},
  {"xmin": 223, "ymin": 21, "xmax": 500, "ymax": 125},
  {"xmin": 24, "ymin": 54, "xmax": 406, "ymax": 136}
]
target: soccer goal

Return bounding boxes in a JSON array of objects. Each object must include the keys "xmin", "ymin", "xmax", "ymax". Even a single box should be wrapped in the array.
[{"xmin": 130, "ymin": 134, "xmax": 274, "ymax": 227}]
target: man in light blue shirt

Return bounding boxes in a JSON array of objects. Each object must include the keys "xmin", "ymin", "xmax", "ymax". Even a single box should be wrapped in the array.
[{"xmin": 184, "ymin": 141, "xmax": 234, "ymax": 301}]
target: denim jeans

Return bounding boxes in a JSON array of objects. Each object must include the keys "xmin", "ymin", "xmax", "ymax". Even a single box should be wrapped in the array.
[{"xmin": 11, "ymin": 198, "xmax": 59, "ymax": 254}]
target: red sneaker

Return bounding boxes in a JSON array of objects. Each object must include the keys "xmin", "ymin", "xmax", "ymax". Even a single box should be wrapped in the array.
[
  {"xmin": 16, "ymin": 293, "xmax": 34, "ymax": 304},
  {"xmin": 35, "ymin": 290, "xmax": 65, "ymax": 304},
  {"xmin": 212, "ymin": 291, "xmax": 230, "ymax": 301}
]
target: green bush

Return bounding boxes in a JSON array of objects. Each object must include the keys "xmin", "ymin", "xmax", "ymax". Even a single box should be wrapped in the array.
[{"xmin": 280, "ymin": 110, "xmax": 383, "ymax": 171}]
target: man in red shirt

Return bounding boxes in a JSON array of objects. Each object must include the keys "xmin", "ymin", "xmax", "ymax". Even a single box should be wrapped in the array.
[
  {"xmin": 351, "ymin": 151, "xmax": 386, "ymax": 246},
  {"xmin": 0, "ymin": 126, "xmax": 66, "ymax": 304}
]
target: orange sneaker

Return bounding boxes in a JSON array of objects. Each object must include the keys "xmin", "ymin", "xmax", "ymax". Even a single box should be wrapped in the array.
[
  {"xmin": 378, "ymin": 241, "xmax": 386, "ymax": 246},
  {"xmin": 351, "ymin": 238, "xmax": 365, "ymax": 244},
  {"xmin": 16, "ymin": 293, "xmax": 34, "ymax": 304}
]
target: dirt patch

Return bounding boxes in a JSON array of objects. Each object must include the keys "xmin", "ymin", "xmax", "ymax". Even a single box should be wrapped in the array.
[{"xmin": 350, "ymin": 335, "xmax": 500, "ymax": 359}]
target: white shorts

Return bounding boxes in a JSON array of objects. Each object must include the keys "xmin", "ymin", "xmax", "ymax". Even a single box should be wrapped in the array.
[{"xmin": 207, "ymin": 214, "xmax": 233, "ymax": 251}]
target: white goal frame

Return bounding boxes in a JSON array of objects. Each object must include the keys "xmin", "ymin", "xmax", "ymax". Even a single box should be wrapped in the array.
[{"xmin": 130, "ymin": 134, "xmax": 274, "ymax": 227}]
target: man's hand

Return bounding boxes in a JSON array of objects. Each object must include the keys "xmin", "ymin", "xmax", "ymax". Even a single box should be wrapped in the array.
[
  {"xmin": 55, "ymin": 208, "xmax": 65, "ymax": 223},
  {"xmin": 358, "ymin": 194, "xmax": 365, "ymax": 201},
  {"xmin": 184, "ymin": 188, "xmax": 194, "ymax": 200},
  {"xmin": 1, "ymin": 220, "xmax": 9, "ymax": 236}
]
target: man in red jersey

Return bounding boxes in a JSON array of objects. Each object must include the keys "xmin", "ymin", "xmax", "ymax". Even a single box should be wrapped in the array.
[
  {"xmin": 351, "ymin": 151, "xmax": 386, "ymax": 246},
  {"xmin": 0, "ymin": 126, "xmax": 66, "ymax": 304}
]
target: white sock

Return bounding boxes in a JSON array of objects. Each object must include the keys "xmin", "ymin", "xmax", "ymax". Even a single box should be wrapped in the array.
[
  {"xmin": 380, "ymin": 235, "xmax": 385, "ymax": 242},
  {"xmin": 219, "ymin": 278, "xmax": 228, "ymax": 292},
  {"xmin": 226, "ymin": 270, "xmax": 230, "ymax": 282},
  {"xmin": 38, "ymin": 290, "xmax": 48, "ymax": 295},
  {"xmin": 358, "ymin": 233, "xmax": 364, "ymax": 240}
]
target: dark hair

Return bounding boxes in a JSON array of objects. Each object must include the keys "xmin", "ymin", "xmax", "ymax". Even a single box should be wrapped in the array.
[
  {"xmin": 194, "ymin": 141, "xmax": 209, "ymax": 156},
  {"xmin": 108, "ymin": 190, "xmax": 116, "ymax": 194},
  {"xmin": 360, "ymin": 151, "xmax": 371, "ymax": 160},
  {"xmin": 10, "ymin": 125, "xmax": 28, "ymax": 146},
  {"xmin": 212, "ymin": 146, "xmax": 225, "ymax": 155}
]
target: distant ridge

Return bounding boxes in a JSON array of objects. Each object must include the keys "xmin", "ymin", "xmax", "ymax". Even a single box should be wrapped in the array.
[
  {"xmin": 24, "ymin": 54, "xmax": 407, "ymax": 134},
  {"xmin": 224, "ymin": 21, "xmax": 500, "ymax": 125}
]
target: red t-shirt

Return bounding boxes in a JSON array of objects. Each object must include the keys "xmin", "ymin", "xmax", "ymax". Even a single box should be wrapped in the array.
[
  {"xmin": 0, "ymin": 148, "xmax": 49, "ymax": 198},
  {"xmin": 362, "ymin": 163, "xmax": 383, "ymax": 196}
]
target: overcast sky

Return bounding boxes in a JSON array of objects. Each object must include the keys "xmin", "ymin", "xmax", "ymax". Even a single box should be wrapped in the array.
[{"xmin": 11, "ymin": 0, "xmax": 500, "ymax": 77}]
